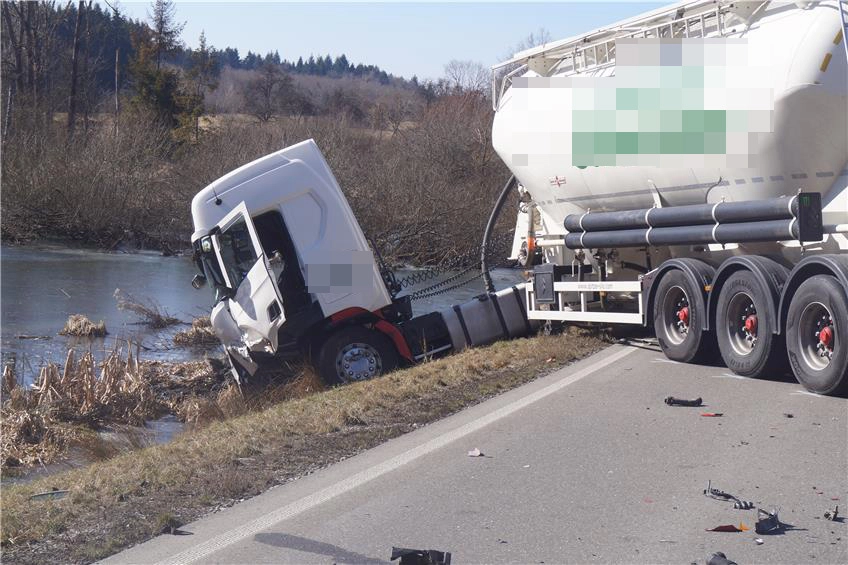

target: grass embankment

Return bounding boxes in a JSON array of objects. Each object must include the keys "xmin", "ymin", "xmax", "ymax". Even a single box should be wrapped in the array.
[{"xmin": 0, "ymin": 328, "xmax": 607, "ymax": 564}]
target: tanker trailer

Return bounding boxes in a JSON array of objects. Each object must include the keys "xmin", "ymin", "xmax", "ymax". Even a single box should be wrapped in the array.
[{"xmin": 490, "ymin": 0, "xmax": 848, "ymax": 394}]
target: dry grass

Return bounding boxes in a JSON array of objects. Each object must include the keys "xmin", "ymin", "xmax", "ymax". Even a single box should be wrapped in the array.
[
  {"xmin": 173, "ymin": 317, "xmax": 218, "ymax": 347},
  {"xmin": 58, "ymin": 314, "xmax": 107, "ymax": 337},
  {"xmin": 114, "ymin": 289, "xmax": 182, "ymax": 328},
  {"xmin": 0, "ymin": 329, "xmax": 607, "ymax": 561}
]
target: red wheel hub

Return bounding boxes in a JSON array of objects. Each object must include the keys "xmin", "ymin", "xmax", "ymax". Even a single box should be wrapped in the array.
[
  {"xmin": 678, "ymin": 306, "xmax": 689, "ymax": 324},
  {"xmin": 744, "ymin": 315, "xmax": 758, "ymax": 334},
  {"xmin": 819, "ymin": 326, "xmax": 833, "ymax": 347}
]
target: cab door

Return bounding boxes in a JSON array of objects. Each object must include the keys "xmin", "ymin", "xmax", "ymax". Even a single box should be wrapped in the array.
[{"xmin": 214, "ymin": 202, "xmax": 285, "ymax": 353}]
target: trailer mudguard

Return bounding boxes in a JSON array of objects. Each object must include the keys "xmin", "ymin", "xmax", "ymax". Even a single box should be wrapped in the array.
[
  {"xmin": 707, "ymin": 256, "xmax": 791, "ymax": 335},
  {"xmin": 645, "ymin": 258, "xmax": 715, "ymax": 331},
  {"xmin": 778, "ymin": 254, "xmax": 848, "ymax": 333}
]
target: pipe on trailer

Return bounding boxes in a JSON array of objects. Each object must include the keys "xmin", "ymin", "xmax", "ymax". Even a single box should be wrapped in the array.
[
  {"xmin": 564, "ymin": 195, "xmax": 800, "ymax": 232},
  {"xmin": 564, "ymin": 218, "xmax": 801, "ymax": 249}
]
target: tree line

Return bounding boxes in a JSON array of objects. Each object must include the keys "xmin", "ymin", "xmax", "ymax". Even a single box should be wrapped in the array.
[{"xmin": 1, "ymin": 0, "xmax": 546, "ymax": 264}]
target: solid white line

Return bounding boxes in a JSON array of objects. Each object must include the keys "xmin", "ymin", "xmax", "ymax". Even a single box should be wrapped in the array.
[{"xmin": 154, "ymin": 345, "xmax": 636, "ymax": 565}]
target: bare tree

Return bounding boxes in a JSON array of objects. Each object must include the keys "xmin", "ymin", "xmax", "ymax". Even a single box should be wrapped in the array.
[
  {"xmin": 243, "ymin": 63, "xmax": 292, "ymax": 122},
  {"xmin": 67, "ymin": 1, "xmax": 84, "ymax": 136},
  {"xmin": 443, "ymin": 59, "xmax": 489, "ymax": 95}
]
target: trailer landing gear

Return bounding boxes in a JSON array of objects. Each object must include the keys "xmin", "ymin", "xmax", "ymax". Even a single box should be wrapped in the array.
[{"xmin": 786, "ymin": 275, "xmax": 848, "ymax": 395}]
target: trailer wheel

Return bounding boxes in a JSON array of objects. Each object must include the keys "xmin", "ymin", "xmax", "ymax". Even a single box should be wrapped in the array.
[
  {"xmin": 653, "ymin": 270, "xmax": 712, "ymax": 363},
  {"xmin": 316, "ymin": 326, "xmax": 399, "ymax": 386},
  {"xmin": 716, "ymin": 270, "xmax": 785, "ymax": 378},
  {"xmin": 786, "ymin": 275, "xmax": 848, "ymax": 395}
]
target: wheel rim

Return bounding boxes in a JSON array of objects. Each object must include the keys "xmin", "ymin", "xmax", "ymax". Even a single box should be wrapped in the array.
[
  {"xmin": 726, "ymin": 291, "xmax": 758, "ymax": 356},
  {"xmin": 335, "ymin": 342, "xmax": 382, "ymax": 382},
  {"xmin": 661, "ymin": 285, "xmax": 690, "ymax": 346},
  {"xmin": 797, "ymin": 301, "xmax": 834, "ymax": 371}
]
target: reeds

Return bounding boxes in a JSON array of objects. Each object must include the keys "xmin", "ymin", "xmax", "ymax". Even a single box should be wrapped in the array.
[
  {"xmin": 114, "ymin": 289, "xmax": 181, "ymax": 328},
  {"xmin": 1, "ymin": 346, "xmax": 163, "ymax": 470},
  {"xmin": 173, "ymin": 317, "xmax": 218, "ymax": 347},
  {"xmin": 58, "ymin": 314, "xmax": 107, "ymax": 337}
]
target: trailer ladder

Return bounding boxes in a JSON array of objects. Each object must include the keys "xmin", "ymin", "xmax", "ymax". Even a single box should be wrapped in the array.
[{"xmin": 493, "ymin": 0, "xmax": 746, "ymax": 110}]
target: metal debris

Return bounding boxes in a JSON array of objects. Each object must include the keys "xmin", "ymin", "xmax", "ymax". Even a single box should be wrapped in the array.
[
  {"xmin": 755, "ymin": 508, "xmax": 783, "ymax": 535},
  {"xmin": 824, "ymin": 505, "xmax": 839, "ymax": 521},
  {"xmin": 704, "ymin": 481, "xmax": 755, "ymax": 510}
]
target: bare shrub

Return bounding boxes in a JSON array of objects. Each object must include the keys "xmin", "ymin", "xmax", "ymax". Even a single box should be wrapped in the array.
[
  {"xmin": 114, "ymin": 288, "xmax": 181, "ymax": 328},
  {"xmin": 59, "ymin": 314, "xmax": 107, "ymax": 337}
]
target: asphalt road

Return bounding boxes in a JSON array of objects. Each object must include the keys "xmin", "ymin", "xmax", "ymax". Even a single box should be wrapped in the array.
[{"xmin": 106, "ymin": 341, "xmax": 848, "ymax": 565}]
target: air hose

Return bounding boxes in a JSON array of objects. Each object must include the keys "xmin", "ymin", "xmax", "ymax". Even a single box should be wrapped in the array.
[{"xmin": 481, "ymin": 175, "xmax": 517, "ymax": 293}]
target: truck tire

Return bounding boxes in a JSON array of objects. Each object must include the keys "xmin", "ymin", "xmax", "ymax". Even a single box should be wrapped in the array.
[
  {"xmin": 653, "ymin": 269, "xmax": 712, "ymax": 363},
  {"xmin": 316, "ymin": 326, "xmax": 399, "ymax": 386},
  {"xmin": 786, "ymin": 275, "xmax": 848, "ymax": 395},
  {"xmin": 716, "ymin": 270, "xmax": 786, "ymax": 378}
]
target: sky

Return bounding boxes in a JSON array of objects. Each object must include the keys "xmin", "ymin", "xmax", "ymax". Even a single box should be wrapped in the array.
[{"xmin": 111, "ymin": 1, "xmax": 666, "ymax": 81}]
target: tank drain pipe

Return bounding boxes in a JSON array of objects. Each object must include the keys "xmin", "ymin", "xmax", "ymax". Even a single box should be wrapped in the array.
[{"xmin": 482, "ymin": 175, "xmax": 517, "ymax": 293}]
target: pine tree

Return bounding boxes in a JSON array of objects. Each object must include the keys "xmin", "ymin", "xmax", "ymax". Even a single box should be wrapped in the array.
[{"xmin": 149, "ymin": 0, "xmax": 184, "ymax": 69}]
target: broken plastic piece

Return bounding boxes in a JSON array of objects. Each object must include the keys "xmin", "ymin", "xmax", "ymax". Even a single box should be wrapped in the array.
[
  {"xmin": 707, "ymin": 552, "xmax": 738, "ymax": 565},
  {"xmin": 755, "ymin": 538, "xmax": 764, "ymax": 545},
  {"xmin": 391, "ymin": 547, "xmax": 452, "ymax": 565},
  {"xmin": 706, "ymin": 523, "xmax": 748, "ymax": 532},
  {"xmin": 755, "ymin": 509, "xmax": 783, "ymax": 535},
  {"xmin": 664, "ymin": 396, "xmax": 702, "ymax": 407},
  {"xmin": 467, "ymin": 448, "xmax": 483, "ymax": 457},
  {"xmin": 824, "ymin": 505, "xmax": 839, "ymax": 521}
]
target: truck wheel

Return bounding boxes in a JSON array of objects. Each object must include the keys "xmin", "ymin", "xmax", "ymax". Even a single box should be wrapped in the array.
[
  {"xmin": 786, "ymin": 275, "xmax": 848, "ymax": 395},
  {"xmin": 653, "ymin": 270, "xmax": 712, "ymax": 363},
  {"xmin": 716, "ymin": 270, "xmax": 785, "ymax": 378},
  {"xmin": 316, "ymin": 326, "xmax": 399, "ymax": 386}
]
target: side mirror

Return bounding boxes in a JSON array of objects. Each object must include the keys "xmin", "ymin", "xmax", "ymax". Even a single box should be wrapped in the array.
[{"xmin": 191, "ymin": 274, "xmax": 207, "ymax": 289}]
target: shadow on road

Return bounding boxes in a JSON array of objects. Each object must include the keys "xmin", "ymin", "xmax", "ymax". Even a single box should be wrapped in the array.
[{"xmin": 254, "ymin": 532, "xmax": 388, "ymax": 564}]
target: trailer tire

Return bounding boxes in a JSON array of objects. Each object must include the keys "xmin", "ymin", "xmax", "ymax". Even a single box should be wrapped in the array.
[
  {"xmin": 653, "ymin": 270, "xmax": 712, "ymax": 363},
  {"xmin": 716, "ymin": 270, "xmax": 785, "ymax": 378},
  {"xmin": 316, "ymin": 326, "xmax": 399, "ymax": 386},
  {"xmin": 786, "ymin": 275, "xmax": 848, "ymax": 395}
]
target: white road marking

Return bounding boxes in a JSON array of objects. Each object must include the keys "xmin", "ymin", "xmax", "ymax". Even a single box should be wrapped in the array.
[
  {"xmin": 710, "ymin": 373, "xmax": 747, "ymax": 380},
  {"xmin": 653, "ymin": 357, "xmax": 681, "ymax": 364},
  {"xmin": 791, "ymin": 390, "xmax": 824, "ymax": 398},
  {"xmin": 153, "ymin": 346, "xmax": 637, "ymax": 565}
]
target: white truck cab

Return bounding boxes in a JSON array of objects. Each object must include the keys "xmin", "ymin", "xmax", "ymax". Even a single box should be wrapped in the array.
[{"xmin": 190, "ymin": 140, "xmax": 405, "ymax": 383}]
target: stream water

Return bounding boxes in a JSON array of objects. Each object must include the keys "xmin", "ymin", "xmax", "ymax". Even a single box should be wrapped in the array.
[
  {"xmin": 1, "ymin": 243, "xmax": 525, "ymax": 482},
  {"xmin": 1, "ymin": 244, "xmax": 525, "ymax": 384}
]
